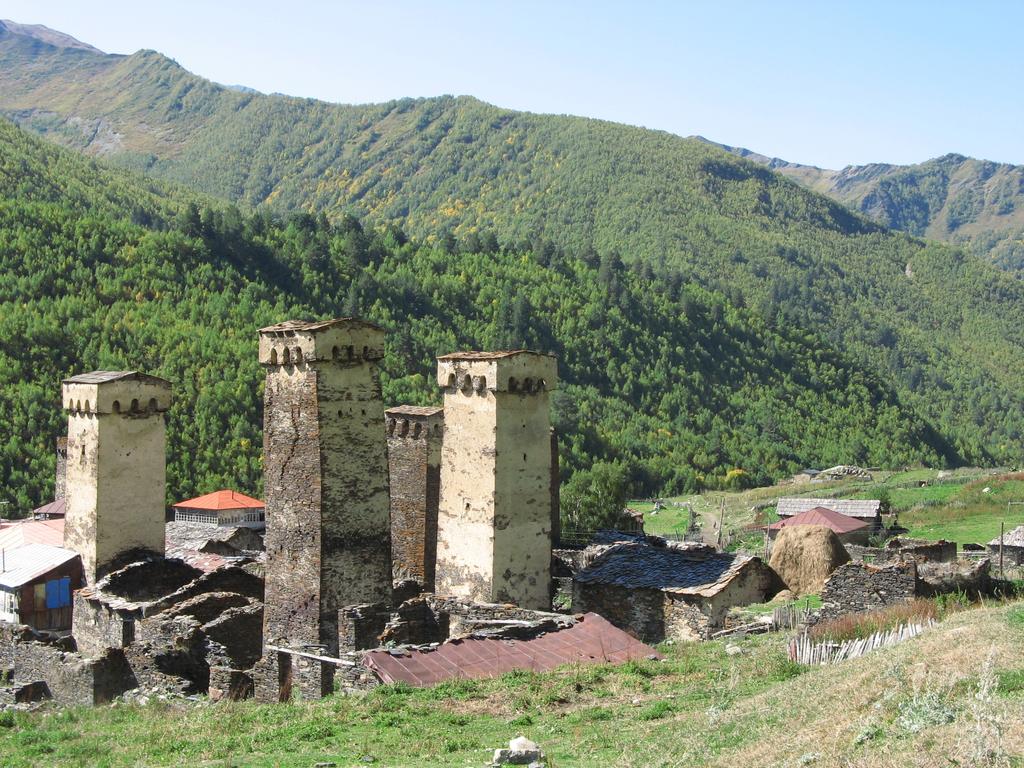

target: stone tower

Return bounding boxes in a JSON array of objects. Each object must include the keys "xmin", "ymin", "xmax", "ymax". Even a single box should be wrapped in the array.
[
  {"xmin": 385, "ymin": 405, "xmax": 443, "ymax": 591},
  {"xmin": 257, "ymin": 318, "xmax": 392, "ymax": 700},
  {"xmin": 434, "ymin": 350, "xmax": 558, "ymax": 610},
  {"xmin": 61, "ymin": 371, "xmax": 172, "ymax": 583}
]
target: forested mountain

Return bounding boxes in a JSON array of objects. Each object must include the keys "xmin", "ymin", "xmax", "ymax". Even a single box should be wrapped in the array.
[
  {"xmin": 0, "ymin": 118, "xmax": 965, "ymax": 513},
  {"xmin": 4, "ymin": 24, "xmax": 1024, "ymax": 512},
  {"xmin": 697, "ymin": 137, "xmax": 1024, "ymax": 270}
]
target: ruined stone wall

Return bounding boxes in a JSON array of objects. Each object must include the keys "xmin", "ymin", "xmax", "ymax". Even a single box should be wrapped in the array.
[
  {"xmin": 435, "ymin": 353, "xmax": 556, "ymax": 610},
  {"xmin": 72, "ymin": 592, "xmax": 136, "ymax": 658},
  {"xmin": 13, "ymin": 642, "xmax": 136, "ymax": 706},
  {"xmin": 571, "ymin": 582, "xmax": 666, "ymax": 643},
  {"xmin": 386, "ymin": 408, "xmax": 442, "ymax": 589},
  {"xmin": 663, "ymin": 597, "xmax": 713, "ymax": 641},
  {"xmin": 64, "ymin": 400, "xmax": 167, "ymax": 583},
  {"xmin": 818, "ymin": 561, "xmax": 918, "ymax": 621}
]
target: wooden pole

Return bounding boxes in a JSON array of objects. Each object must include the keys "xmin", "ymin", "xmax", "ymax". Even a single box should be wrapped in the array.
[
  {"xmin": 1000, "ymin": 521, "xmax": 1005, "ymax": 580},
  {"xmin": 717, "ymin": 497, "xmax": 725, "ymax": 549}
]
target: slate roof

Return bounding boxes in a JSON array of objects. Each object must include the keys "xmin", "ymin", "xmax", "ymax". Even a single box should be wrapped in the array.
[
  {"xmin": 0, "ymin": 543, "xmax": 80, "ymax": 589},
  {"xmin": 173, "ymin": 490, "xmax": 264, "ymax": 510},
  {"xmin": 437, "ymin": 350, "xmax": 531, "ymax": 360},
  {"xmin": 362, "ymin": 613, "xmax": 659, "ymax": 687},
  {"xmin": 259, "ymin": 318, "xmax": 384, "ymax": 334},
  {"xmin": 385, "ymin": 405, "xmax": 444, "ymax": 418},
  {"xmin": 776, "ymin": 498, "xmax": 881, "ymax": 520},
  {"xmin": 0, "ymin": 517, "xmax": 64, "ymax": 550},
  {"xmin": 574, "ymin": 541, "xmax": 755, "ymax": 597},
  {"xmin": 63, "ymin": 371, "xmax": 170, "ymax": 387},
  {"xmin": 989, "ymin": 524, "xmax": 1024, "ymax": 548},
  {"xmin": 165, "ymin": 522, "xmax": 264, "ymax": 553},
  {"xmin": 768, "ymin": 506, "xmax": 869, "ymax": 534}
]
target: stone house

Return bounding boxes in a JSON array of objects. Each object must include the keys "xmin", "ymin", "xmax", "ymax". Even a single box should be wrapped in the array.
[
  {"xmin": 988, "ymin": 525, "xmax": 1024, "ymax": 565},
  {"xmin": 776, "ymin": 498, "xmax": 883, "ymax": 534},
  {"xmin": 571, "ymin": 540, "xmax": 781, "ymax": 642},
  {"xmin": 0, "ymin": 543, "xmax": 82, "ymax": 631}
]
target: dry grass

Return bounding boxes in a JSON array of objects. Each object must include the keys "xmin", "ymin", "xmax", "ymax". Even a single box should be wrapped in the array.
[{"xmin": 809, "ymin": 599, "xmax": 939, "ymax": 642}]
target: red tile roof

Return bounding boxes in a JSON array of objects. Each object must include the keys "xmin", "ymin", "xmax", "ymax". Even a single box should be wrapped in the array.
[
  {"xmin": 362, "ymin": 613, "xmax": 660, "ymax": 687},
  {"xmin": 768, "ymin": 506, "xmax": 869, "ymax": 534},
  {"xmin": 173, "ymin": 490, "xmax": 264, "ymax": 511}
]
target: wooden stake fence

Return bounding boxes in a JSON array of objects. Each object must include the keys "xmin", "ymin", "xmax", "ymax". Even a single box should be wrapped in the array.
[{"xmin": 787, "ymin": 620, "xmax": 934, "ymax": 666}]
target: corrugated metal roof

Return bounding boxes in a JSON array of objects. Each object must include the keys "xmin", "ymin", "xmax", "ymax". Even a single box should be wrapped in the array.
[
  {"xmin": 173, "ymin": 490, "xmax": 264, "ymax": 510},
  {"xmin": 363, "ymin": 613, "xmax": 659, "ymax": 687},
  {"xmin": 0, "ymin": 517, "xmax": 64, "ymax": 549},
  {"xmin": 776, "ymin": 498, "xmax": 881, "ymax": 519},
  {"xmin": 574, "ymin": 542, "xmax": 755, "ymax": 597},
  {"xmin": 31, "ymin": 498, "xmax": 66, "ymax": 518},
  {"xmin": 0, "ymin": 543, "xmax": 80, "ymax": 589},
  {"xmin": 768, "ymin": 506, "xmax": 869, "ymax": 534}
]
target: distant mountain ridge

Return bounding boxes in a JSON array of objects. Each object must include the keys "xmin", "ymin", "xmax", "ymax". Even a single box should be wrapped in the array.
[
  {"xmin": 0, "ymin": 19, "xmax": 103, "ymax": 54},
  {"xmin": 4, "ymin": 20, "xmax": 1024, "ymax": 476},
  {"xmin": 697, "ymin": 137, "xmax": 1024, "ymax": 269}
]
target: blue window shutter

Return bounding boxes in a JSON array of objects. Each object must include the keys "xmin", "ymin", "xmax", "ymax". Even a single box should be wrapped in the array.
[
  {"xmin": 58, "ymin": 577, "xmax": 71, "ymax": 607},
  {"xmin": 45, "ymin": 579, "xmax": 59, "ymax": 609}
]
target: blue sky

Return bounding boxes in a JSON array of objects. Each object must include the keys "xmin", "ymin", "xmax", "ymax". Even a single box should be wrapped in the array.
[{"xmin": 4, "ymin": 1, "xmax": 1022, "ymax": 168}]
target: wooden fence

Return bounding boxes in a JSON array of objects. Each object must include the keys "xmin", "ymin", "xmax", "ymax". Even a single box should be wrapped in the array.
[{"xmin": 787, "ymin": 620, "xmax": 934, "ymax": 665}]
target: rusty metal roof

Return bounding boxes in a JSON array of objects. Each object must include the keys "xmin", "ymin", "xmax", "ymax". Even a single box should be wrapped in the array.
[
  {"xmin": 768, "ymin": 506, "xmax": 869, "ymax": 534},
  {"xmin": 363, "ymin": 613, "xmax": 660, "ymax": 687},
  {"xmin": 0, "ymin": 543, "xmax": 80, "ymax": 589},
  {"xmin": 776, "ymin": 498, "xmax": 881, "ymax": 519},
  {"xmin": 258, "ymin": 318, "xmax": 384, "ymax": 334}
]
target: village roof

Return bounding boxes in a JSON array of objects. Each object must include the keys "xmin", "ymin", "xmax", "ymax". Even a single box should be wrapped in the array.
[
  {"xmin": 258, "ymin": 318, "xmax": 384, "ymax": 334},
  {"xmin": 0, "ymin": 543, "xmax": 79, "ymax": 589},
  {"xmin": 574, "ymin": 541, "xmax": 756, "ymax": 598},
  {"xmin": 173, "ymin": 490, "xmax": 264, "ymax": 511},
  {"xmin": 0, "ymin": 517, "xmax": 65, "ymax": 550},
  {"xmin": 768, "ymin": 506, "xmax": 869, "ymax": 534},
  {"xmin": 437, "ymin": 350, "xmax": 531, "ymax": 360},
  {"xmin": 165, "ymin": 522, "xmax": 264, "ymax": 553},
  {"xmin": 31, "ymin": 498, "xmax": 66, "ymax": 518},
  {"xmin": 62, "ymin": 370, "xmax": 169, "ymax": 387},
  {"xmin": 385, "ymin": 405, "xmax": 443, "ymax": 418},
  {"xmin": 988, "ymin": 524, "xmax": 1024, "ymax": 548},
  {"xmin": 362, "ymin": 613, "xmax": 659, "ymax": 687},
  {"xmin": 776, "ymin": 498, "xmax": 881, "ymax": 520}
]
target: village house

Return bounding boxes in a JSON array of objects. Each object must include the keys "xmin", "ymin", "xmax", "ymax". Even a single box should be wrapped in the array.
[
  {"xmin": 0, "ymin": 543, "xmax": 82, "ymax": 632},
  {"xmin": 988, "ymin": 525, "xmax": 1024, "ymax": 565},
  {"xmin": 776, "ymin": 497, "xmax": 883, "ymax": 533},
  {"xmin": 768, "ymin": 506, "xmax": 871, "ymax": 545},
  {"xmin": 571, "ymin": 538, "xmax": 781, "ymax": 642},
  {"xmin": 171, "ymin": 490, "xmax": 266, "ymax": 529}
]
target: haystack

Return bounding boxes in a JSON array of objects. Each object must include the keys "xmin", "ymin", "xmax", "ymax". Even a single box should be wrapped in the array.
[{"xmin": 768, "ymin": 525, "xmax": 850, "ymax": 596}]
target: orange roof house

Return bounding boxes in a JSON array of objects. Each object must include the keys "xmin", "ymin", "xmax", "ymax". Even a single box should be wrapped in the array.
[{"xmin": 172, "ymin": 490, "xmax": 265, "ymax": 529}]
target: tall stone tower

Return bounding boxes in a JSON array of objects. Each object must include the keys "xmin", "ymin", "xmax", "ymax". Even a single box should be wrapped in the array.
[
  {"xmin": 434, "ymin": 350, "xmax": 557, "ymax": 610},
  {"xmin": 385, "ymin": 405, "xmax": 443, "ymax": 591},
  {"xmin": 61, "ymin": 371, "xmax": 172, "ymax": 583},
  {"xmin": 257, "ymin": 318, "xmax": 392, "ymax": 700}
]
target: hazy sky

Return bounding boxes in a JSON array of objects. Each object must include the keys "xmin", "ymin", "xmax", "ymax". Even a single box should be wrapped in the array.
[{"xmin": 4, "ymin": 1, "xmax": 1022, "ymax": 168}]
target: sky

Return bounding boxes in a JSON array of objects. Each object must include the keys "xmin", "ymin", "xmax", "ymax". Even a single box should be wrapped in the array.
[{"xmin": 3, "ymin": 0, "xmax": 1022, "ymax": 168}]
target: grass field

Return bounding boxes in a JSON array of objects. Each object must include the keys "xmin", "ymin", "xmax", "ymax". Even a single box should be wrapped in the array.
[
  {"xmin": 2, "ymin": 602, "xmax": 1022, "ymax": 767},
  {"xmin": 634, "ymin": 468, "xmax": 1024, "ymax": 546}
]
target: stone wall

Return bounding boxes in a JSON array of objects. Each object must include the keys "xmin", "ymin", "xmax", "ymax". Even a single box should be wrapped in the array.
[
  {"xmin": 818, "ymin": 560, "xmax": 918, "ymax": 621},
  {"xmin": 386, "ymin": 406, "xmax": 442, "ymax": 589},
  {"xmin": 13, "ymin": 642, "xmax": 136, "ymax": 706},
  {"xmin": 55, "ymin": 436, "xmax": 67, "ymax": 500},
  {"xmin": 72, "ymin": 591, "xmax": 137, "ymax": 658},
  {"xmin": 571, "ymin": 582, "xmax": 666, "ymax": 643}
]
